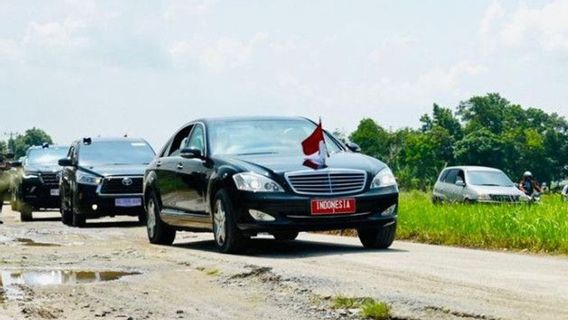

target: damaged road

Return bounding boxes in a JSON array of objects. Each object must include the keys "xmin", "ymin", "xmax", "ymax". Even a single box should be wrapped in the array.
[{"xmin": 0, "ymin": 205, "xmax": 567, "ymax": 320}]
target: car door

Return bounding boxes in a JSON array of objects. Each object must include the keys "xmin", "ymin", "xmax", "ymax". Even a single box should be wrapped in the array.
[
  {"xmin": 444, "ymin": 169, "xmax": 459, "ymax": 201},
  {"xmin": 176, "ymin": 123, "xmax": 209, "ymax": 215},
  {"xmin": 156, "ymin": 124, "xmax": 193, "ymax": 211}
]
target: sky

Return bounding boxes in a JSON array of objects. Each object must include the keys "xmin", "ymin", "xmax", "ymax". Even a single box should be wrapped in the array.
[{"xmin": 1, "ymin": 0, "xmax": 567, "ymax": 149}]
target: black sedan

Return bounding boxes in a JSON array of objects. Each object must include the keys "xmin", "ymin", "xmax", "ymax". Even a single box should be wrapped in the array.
[{"xmin": 143, "ymin": 116, "xmax": 399, "ymax": 253}]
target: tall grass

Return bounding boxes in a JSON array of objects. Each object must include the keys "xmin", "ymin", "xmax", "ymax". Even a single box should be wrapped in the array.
[{"xmin": 397, "ymin": 191, "xmax": 568, "ymax": 255}]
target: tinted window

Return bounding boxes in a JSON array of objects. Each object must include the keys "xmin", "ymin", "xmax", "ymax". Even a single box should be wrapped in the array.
[
  {"xmin": 444, "ymin": 170, "xmax": 458, "ymax": 184},
  {"xmin": 467, "ymin": 170, "xmax": 514, "ymax": 187},
  {"xmin": 167, "ymin": 125, "xmax": 193, "ymax": 157},
  {"xmin": 186, "ymin": 125, "xmax": 205, "ymax": 154},
  {"xmin": 439, "ymin": 170, "xmax": 449, "ymax": 182},
  {"xmin": 26, "ymin": 147, "xmax": 69, "ymax": 165},
  {"xmin": 208, "ymin": 119, "xmax": 341, "ymax": 156},
  {"xmin": 78, "ymin": 141, "xmax": 155, "ymax": 166}
]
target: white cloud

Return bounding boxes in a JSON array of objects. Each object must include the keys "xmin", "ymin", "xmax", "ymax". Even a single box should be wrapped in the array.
[
  {"xmin": 170, "ymin": 32, "xmax": 269, "ymax": 73},
  {"xmin": 164, "ymin": 0, "xmax": 217, "ymax": 20}
]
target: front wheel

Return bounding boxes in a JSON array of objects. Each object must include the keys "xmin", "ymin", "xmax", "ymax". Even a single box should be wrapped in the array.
[
  {"xmin": 357, "ymin": 222, "xmax": 397, "ymax": 249},
  {"xmin": 212, "ymin": 190, "xmax": 248, "ymax": 254},
  {"xmin": 146, "ymin": 193, "xmax": 176, "ymax": 245},
  {"xmin": 61, "ymin": 195, "xmax": 73, "ymax": 226},
  {"xmin": 20, "ymin": 203, "xmax": 33, "ymax": 222}
]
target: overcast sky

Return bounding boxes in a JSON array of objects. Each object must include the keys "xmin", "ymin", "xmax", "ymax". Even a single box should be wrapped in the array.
[{"xmin": 1, "ymin": 0, "xmax": 567, "ymax": 149}]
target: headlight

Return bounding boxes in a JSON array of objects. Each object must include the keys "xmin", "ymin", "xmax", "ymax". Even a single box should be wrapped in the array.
[
  {"xmin": 233, "ymin": 172, "xmax": 284, "ymax": 192},
  {"xmin": 77, "ymin": 171, "xmax": 103, "ymax": 185},
  {"xmin": 371, "ymin": 168, "xmax": 397, "ymax": 188},
  {"xmin": 22, "ymin": 171, "xmax": 39, "ymax": 179},
  {"xmin": 477, "ymin": 193, "xmax": 491, "ymax": 201}
]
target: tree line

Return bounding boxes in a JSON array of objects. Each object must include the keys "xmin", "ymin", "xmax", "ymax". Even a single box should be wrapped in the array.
[
  {"xmin": 0, "ymin": 128, "xmax": 53, "ymax": 158},
  {"xmin": 348, "ymin": 93, "xmax": 568, "ymax": 190}
]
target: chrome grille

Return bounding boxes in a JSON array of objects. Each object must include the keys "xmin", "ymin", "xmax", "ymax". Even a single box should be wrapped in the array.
[
  {"xmin": 40, "ymin": 172, "xmax": 60, "ymax": 187},
  {"xmin": 285, "ymin": 170, "xmax": 367, "ymax": 195},
  {"xmin": 99, "ymin": 177, "xmax": 143, "ymax": 195},
  {"xmin": 490, "ymin": 194, "xmax": 520, "ymax": 202}
]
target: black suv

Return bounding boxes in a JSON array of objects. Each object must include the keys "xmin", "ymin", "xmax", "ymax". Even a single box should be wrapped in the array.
[
  {"xmin": 59, "ymin": 137, "xmax": 155, "ymax": 227},
  {"xmin": 143, "ymin": 117, "xmax": 399, "ymax": 253},
  {"xmin": 11, "ymin": 145, "xmax": 68, "ymax": 221}
]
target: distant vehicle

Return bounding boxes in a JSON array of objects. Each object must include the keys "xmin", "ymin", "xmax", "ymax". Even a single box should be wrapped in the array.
[
  {"xmin": 10, "ymin": 145, "xmax": 68, "ymax": 221},
  {"xmin": 143, "ymin": 116, "xmax": 399, "ymax": 253},
  {"xmin": 58, "ymin": 137, "xmax": 155, "ymax": 227},
  {"xmin": 433, "ymin": 166, "xmax": 529, "ymax": 203}
]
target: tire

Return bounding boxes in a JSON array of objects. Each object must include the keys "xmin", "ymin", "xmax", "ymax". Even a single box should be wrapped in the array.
[
  {"xmin": 72, "ymin": 211, "xmax": 86, "ymax": 227},
  {"xmin": 60, "ymin": 195, "xmax": 73, "ymax": 226},
  {"xmin": 146, "ymin": 192, "xmax": 176, "ymax": 245},
  {"xmin": 212, "ymin": 190, "xmax": 248, "ymax": 254},
  {"xmin": 272, "ymin": 231, "xmax": 299, "ymax": 241},
  {"xmin": 20, "ymin": 204, "xmax": 33, "ymax": 222},
  {"xmin": 138, "ymin": 210, "xmax": 147, "ymax": 225},
  {"xmin": 358, "ymin": 222, "xmax": 397, "ymax": 249}
]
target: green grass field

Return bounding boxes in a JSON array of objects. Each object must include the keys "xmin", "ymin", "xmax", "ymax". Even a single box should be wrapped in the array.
[{"xmin": 397, "ymin": 191, "xmax": 568, "ymax": 255}]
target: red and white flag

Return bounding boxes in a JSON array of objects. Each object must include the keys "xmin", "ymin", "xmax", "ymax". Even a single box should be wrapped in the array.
[{"xmin": 302, "ymin": 119, "xmax": 328, "ymax": 169}]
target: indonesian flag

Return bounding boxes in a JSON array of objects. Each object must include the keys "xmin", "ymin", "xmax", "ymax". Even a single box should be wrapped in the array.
[{"xmin": 302, "ymin": 120, "xmax": 328, "ymax": 169}]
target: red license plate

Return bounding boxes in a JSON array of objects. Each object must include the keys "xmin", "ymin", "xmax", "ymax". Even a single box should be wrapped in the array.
[{"xmin": 311, "ymin": 198, "xmax": 356, "ymax": 215}]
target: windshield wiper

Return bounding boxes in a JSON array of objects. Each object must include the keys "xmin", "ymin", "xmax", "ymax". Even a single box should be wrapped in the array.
[
  {"xmin": 478, "ymin": 183, "xmax": 506, "ymax": 186},
  {"xmin": 235, "ymin": 152, "xmax": 278, "ymax": 156}
]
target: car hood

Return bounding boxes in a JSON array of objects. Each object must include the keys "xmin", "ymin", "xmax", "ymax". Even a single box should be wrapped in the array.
[
  {"xmin": 24, "ymin": 164, "xmax": 61, "ymax": 173},
  {"xmin": 216, "ymin": 152, "xmax": 387, "ymax": 176},
  {"xmin": 79, "ymin": 164, "xmax": 147, "ymax": 177},
  {"xmin": 469, "ymin": 185, "xmax": 524, "ymax": 195}
]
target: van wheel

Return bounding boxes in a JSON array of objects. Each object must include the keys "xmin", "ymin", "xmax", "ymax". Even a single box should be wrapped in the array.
[
  {"xmin": 146, "ymin": 193, "xmax": 176, "ymax": 245},
  {"xmin": 358, "ymin": 222, "xmax": 397, "ymax": 249},
  {"xmin": 272, "ymin": 231, "xmax": 299, "ymax": 241},
  {"xmin": 212, "ymin": 190, "xmax": 248, "ymax": 254},
  {"xmin": 20, "ymin": 204, "xmax": 33, "ymax": 222}
]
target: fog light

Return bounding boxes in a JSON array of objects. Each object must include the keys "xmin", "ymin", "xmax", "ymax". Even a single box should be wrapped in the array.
[
  {"xmin": 248, "ymin": 209, "xmax": 275, "ymax": 221},
  {"xmin": 381, "ymin": 204, "xmax": 397, "ymax": 216},
  {"xmin": 92, "ymin": 204, "xmax": 98, "ymax": 211}
]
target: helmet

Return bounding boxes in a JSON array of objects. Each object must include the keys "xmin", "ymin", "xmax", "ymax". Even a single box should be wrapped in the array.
[{"xmin": 523, "ymin": 171, "xmax": 533, "ymax": 177}]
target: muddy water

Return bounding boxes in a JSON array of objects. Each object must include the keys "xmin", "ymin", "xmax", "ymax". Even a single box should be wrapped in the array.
[{"xmin": 0, "ymin": 270, "xmax": 140, "ymax": 301}]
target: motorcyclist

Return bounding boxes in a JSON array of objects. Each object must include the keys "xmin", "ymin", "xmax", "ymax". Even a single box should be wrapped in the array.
[{"xmin": 518, "ymin": 171, "xmax": 542, "ymax": 197}]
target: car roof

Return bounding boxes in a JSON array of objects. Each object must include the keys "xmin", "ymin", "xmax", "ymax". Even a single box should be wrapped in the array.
[
  {"xmin": 73, "ymin": 137, "xmax": 148, "ymax": 144},
  {"xmin": 27, "ymin": 145, "xmax": 69, "ymax": 150},
  {"xmin": 443, "ymin": 166, "xmax": 503, "ymax": 172},
  {"xmin": 197, "ymin": 116, "xmax": 312, "ymax": 124}
]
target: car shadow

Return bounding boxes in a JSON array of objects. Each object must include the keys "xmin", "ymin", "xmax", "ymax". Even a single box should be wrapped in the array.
[
  {"xmin": 173, "ymin": 237, "xmax": 407, "ymax": 258},
  {"xmin": 29, "ymin": 216, "xmax": 61, "ymax": 222},
  {"xmin": 82, "ymin": 221, "xmax": 143, "ymax": 229}
]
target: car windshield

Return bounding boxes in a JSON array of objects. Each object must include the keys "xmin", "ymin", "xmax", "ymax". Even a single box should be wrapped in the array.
[
  {"xmin": 79, "ymin": 141, "xmax": 155, "ymax": 166},
  {"xmin": 26, "ymin": 147, "xmax": 69, "ymax": 165},
  {"xmin": 467, "ymin": 170, "xmax": 515, "ymax": 187},
  {"xmin": 208, "ymin": 119, "xmax": 342, "ymax": 156}
]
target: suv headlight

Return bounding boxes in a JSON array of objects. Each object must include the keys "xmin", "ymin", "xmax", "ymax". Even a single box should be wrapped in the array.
[
  {"xmin": 77, "ymin": 171, "xmax": 103, "ymax": 185},
  {"xmin": 233, "ymin": 172, "xmax": 284, "ymax": 192},
  {"xmin": 22, "ymin": 171, "xmax": 39, "ymax": 179},
  {"xmin": 371, "ymin": 168, "xmax": 397, "ymax": 189}
]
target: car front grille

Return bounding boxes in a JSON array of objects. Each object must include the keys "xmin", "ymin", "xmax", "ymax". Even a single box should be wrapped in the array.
[
  {"xmin": 99, "ymin": 177, "xmax": 143, "ymax": 195},
  {"xmin": 285, "ymin": 170, "xmax": 367, "ymax": 195},
  {"xmin": 489, "ymin": 194, "xmax": 520, "ymax": 202},
  {"xmin": 40, "ymin": 172, "xmax": 60, "ymax": 187}
]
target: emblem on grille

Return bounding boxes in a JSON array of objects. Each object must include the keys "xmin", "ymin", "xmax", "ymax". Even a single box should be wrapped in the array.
[{"xmin": 121, "ymin": 177, "xmax": 133, "ymax": 186}]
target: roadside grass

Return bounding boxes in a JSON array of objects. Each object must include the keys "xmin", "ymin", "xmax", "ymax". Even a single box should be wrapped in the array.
[
  {"xmin": 331, "ymin": 296, "xmax": 391, "ymax": 320},
  {"xmin": 396, "ymin": 191, "xmax": 568, "ymax": 255}
]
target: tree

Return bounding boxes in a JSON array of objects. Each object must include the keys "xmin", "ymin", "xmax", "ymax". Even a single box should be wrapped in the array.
[
  {"xmin": 349, "ymin": 118, "xmax": 390, "ymax": 160},
  {"xmin": 13, "ymin": 128, "xmax": 54, "ymax": 157}
]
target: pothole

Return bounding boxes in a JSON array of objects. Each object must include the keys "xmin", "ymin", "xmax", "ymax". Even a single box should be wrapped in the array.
[{"xmin": 0, "ymin": 270, "xmax": 140, "ymax": 301}]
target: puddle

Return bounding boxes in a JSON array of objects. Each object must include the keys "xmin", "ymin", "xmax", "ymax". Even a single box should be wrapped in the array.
[
  {"xmin": 0, "ymin": 270, "xmax": 140, "ymax": 301},
  {"xmin": 16, "ymin": 238, "xmax": 60, "ymax": 247}
]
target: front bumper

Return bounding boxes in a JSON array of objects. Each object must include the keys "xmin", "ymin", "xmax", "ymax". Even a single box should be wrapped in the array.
[
  {"xmin": 232, "ymin": 185, "xmax": 399, "ymax": 233},
  {"xmin": 76, "ymin": 184, "xmax": 144, "ymax": 218},
  {"xmin": 20, "ymin": 178, "xmax": 60, "ymax": 209}
]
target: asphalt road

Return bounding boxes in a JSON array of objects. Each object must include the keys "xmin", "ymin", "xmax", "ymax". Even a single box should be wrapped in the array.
[{"xmin": 0, "ymin": 205, "xmax": 566, "ymax": 320}]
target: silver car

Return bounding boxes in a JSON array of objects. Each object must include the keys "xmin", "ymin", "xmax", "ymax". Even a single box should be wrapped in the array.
[{"xmin": 432, "ymin": 166, "xmax": 529, "ymax": 203}]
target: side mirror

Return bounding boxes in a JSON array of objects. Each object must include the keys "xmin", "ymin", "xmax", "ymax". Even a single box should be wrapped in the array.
[
  {"xmin": 180, "ymin": 147, "xmax": 203, "ymax": 159},
  {"xmin": 456, "ymin": 180, "xmax": 466, "ymax": 187},
  {"xmin": 346, "ymin": 142, "xmax": 361, "ymax": 153},
  {"xmin": 58, "ymin": 158, "xmax": 74, "ymax": 167}
]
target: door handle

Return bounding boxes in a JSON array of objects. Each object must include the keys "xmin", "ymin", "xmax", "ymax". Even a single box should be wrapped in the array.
[
  {"xmin": 156, "ymin": 161, "xmax": 162, "ymax": 168},
  {"xmin": 177, "ymin": 163, "xmax": 184, "ymax": 170}
]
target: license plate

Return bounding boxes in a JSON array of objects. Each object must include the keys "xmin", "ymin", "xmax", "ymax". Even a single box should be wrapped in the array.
[
  {"xmin": 50, "ymin": 189, "xmax": 60, "ymax": 196},
  {"xmin": 311, "ymin": 198, "xmax": 356, "ymax": 215},
  {"xmin": 115, "ymin": 198, "xmax": 142, "ymax": 207}
]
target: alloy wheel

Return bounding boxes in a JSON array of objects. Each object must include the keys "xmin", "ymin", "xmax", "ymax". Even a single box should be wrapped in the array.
[
  {"xmin": 147, "ymin": 198, "xmax": 157, "ymax": 239},
  {"xmin": 213, "ymin": 199, "xmax": 226, "ymax": 246}
]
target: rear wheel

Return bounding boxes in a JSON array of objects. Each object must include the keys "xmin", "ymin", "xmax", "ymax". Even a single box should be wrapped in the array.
[
  {"xmin": 212, "ymin": 190, "xmax": 248, "ymax": 254},
  {"xmin": 358, "ymin": 222, "xmax": 397, "ymax": 249},
  {"xmin": 272, "ymin": 231, "xmax": 299, "ymax": 241},
  {"xmin": 19, "ymin": 203, "xmax": 33, "ymax": 222},
  {"xmin": 146, "ymin": 193, "xmax": 176, "ymax": 245}
]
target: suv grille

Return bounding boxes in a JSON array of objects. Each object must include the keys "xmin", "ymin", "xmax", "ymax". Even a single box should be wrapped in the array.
[
  {"xmin": 285, "ymin": 170, "xmax": 367, "ymax": 195},
  {"xmin": 99, "ymin": 177, "xmax": 143, "ymax": 195},
  {"xmin": 490, "ymin": 194, "xmax": 520, "ymax": 202},
  {"xmin": 40, "ymin": 172, "xmax": 60, "ymax": 187}
]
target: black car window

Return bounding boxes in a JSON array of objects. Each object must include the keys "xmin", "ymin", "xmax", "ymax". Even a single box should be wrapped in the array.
[
  {"xmin": 186, "ymin": 125, "xmax": 205, "ymax": 154},
  {"xmin": 78, "ymin": 141, "xmax": 155, "ymax": 166},
  {"xmin": 445, "ymin": 169, "xmax": 458, "ymax": 184},
  {"xmin": 168, "ymin": 125, "xmax": 193, "ymax": 157}
]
